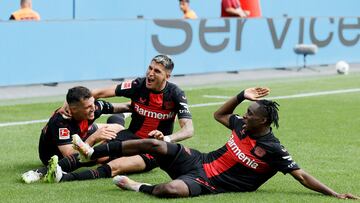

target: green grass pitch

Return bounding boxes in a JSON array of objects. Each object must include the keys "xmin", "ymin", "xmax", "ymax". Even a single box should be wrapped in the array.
[{"xmin": 0, "ymin": 73, "xmax": 359, "ymax": 202}]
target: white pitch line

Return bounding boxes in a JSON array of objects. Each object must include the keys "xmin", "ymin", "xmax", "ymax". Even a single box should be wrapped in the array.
[
  {"xmin": 1, "ymin": 88, "xmax": 359, "ymax": 128},
  {"xmin": 204, "ymin": 88, "xmax": 360, "ymax": 101},
  {"xmin": 0, "ymin": 119, "xmax": 48, "ymax": 127}
]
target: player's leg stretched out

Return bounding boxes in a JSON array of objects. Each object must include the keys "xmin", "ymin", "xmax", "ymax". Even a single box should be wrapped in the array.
[
  {"xmin": 21, "ymin": 153, "xmax": 95, "ymax": 183},
  {"xmin": 72, "ymin": 135, "xmax": 192, "ymax": 197}
]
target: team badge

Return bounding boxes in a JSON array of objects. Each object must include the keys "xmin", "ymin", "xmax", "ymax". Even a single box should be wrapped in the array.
[
  {"xmin": 164, "ymin": 101, "xmax": 175, "ymax": 109},
  {"xmin": 253, "ymin": 146, "xmax": 266, "ymax": 157},
  {"xmin": 121, "ymin": 80, "xmax": 133, "ymax": 90},
  {"xmin": 59, "ymin": 128, "xmax": 70, "ymax": 140},
  {"xmin": 139, "ymin": 97, "xmax": 147, "ymax": 104}
]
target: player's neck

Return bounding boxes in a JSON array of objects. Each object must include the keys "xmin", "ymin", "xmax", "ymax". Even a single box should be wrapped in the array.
[{"xmin": 249, "ymin": 127, "xmax": 270, "ymax": 138}]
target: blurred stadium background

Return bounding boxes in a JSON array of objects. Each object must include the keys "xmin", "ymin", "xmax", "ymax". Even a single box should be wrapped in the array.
[{"xmin": 0, "ymin": 0, "xmax": 359, "ymax": 202}]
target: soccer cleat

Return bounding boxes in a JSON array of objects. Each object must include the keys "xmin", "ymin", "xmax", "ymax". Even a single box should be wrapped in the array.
[
  {"xmin": 72, "ymin": 134, "xmax": 94, "ymax": 162},
  {"xmin": 21, "ymin": 170, "xmax": 43, "ymax": 184},
  {"xmin": 43, "ymin": 155, "xmax": 63, "ymax": 183},
  {"xmin": 113, "ymin": 175, "xmax": 144, "ymax": 192}
]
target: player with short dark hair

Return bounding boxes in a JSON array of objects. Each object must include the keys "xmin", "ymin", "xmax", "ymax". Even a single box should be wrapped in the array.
[
  {"xmin": 44, "ymin": 55, "xmax": 194, "ymax": 183},
  {"xmin": 70, "ymin": 87, "xmax": 358, "ymax": 199},
  {"xmin": 21, "ymin": 86, "xmax": 129, "ymax": 183}
]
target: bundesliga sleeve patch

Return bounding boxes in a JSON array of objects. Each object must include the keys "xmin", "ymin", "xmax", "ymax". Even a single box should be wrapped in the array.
[
  {"xmin": 58, "ymin": 128, "xmax": 70, "ymax": 140},
  {"xmin": 121, "ymin": 80, "xmax": 133, "ymax": 90}
]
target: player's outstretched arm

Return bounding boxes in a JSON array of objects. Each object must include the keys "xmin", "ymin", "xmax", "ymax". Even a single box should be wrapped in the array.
[
  {"xmin": 112, "ymin": 102, "xmax": 132, "ymax": 113},
  {"xmin": 290, "ymin": 169, "xmax": 359, "ymax": 200},
  {"xmin": 214, "ymin": 87, "xmax": 270, "ymax": 128},
  {"xmin": 92, "ymin": 85, "xmax": 117, "ymax": 99}
]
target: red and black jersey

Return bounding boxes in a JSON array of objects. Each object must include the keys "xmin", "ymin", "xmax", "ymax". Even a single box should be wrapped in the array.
[
  {"xmin": 202, "ymin": 114, "xmax": 299, "ymax": 192},
  {"xmin": 38, "ymin": 100, "xmax": 114, "ymax": 165},
  {"xmin": 115, "ymin": 77, "xmax": 192, "ymax": 138}
]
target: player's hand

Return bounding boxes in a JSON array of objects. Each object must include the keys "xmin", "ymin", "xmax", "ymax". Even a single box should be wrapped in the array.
[
  {"xmin": 57, "ymin": 101, "xmax": 72, "ymax": 118},
  {"xmin": 148, "ymin": 130, "xmax": 164, "ymax": 140},
  {"xmin": 92, "ymin": 126, "xmax": 117, "ymax": 142},
  {"xmin": 244, "ymin": 87, "xmax": 270, "ymax": 101},
  {"xmin": 335, "ymin": 193, "xmax": 359, "ymax": 200}
]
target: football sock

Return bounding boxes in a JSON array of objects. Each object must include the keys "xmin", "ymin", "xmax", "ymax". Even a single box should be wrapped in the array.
[
  {"xmin": 90, "ymin": 141, "xmax": 123, "ymax": 160},
  {"xmin": 60, "ymin": 164, "xmax": 112, "ymax": 182},
  {"xmin": 58, "ymin": 153, "xmax": 95, "ymax": 172},
  {"xmin": 36, "ymin": 166, "xmax": 48, "ymax": 175},
  {"xmin": 139, "ymin": 184, "xmax": 156, "ymax": 194}
]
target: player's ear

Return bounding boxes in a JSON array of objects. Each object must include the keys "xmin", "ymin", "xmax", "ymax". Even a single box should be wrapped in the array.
[
  {"xmin": 260, "ymin": 117, "xmax": 267, "ymax": 125},
  {"xmin": 166, "ymin": 71, "xmax": 171, "ymax": 80}
]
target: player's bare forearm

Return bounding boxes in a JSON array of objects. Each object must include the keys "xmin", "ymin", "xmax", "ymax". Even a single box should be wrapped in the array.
[
  {"xmin": 167, "ymin": 118, "xmax": 194, "ymax": 142},
  {"xmin": 58, "ymin": 144, "xmax": 78, "ymax": 157},
  {"xmin": 214, "ymin": 96, "xmax": 239, "ymax": 128},
  {"xmin": 112, "ymin": 102, "xmax": 132, "ymax": 113},
  {"xmin": 291, "ymin": 169, "xmax": 337, "ymax": 196},
  {"xmin": 290, "ymin": 169, "xmax": 359, "ymax": 199},
  {"xmin": 92, "ymin": 85, "xmax": 117, "ymax": 99}
]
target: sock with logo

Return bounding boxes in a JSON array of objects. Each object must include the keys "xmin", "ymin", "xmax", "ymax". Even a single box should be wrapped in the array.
[{"xmin": 60, "ymin": 164, "xmax": 112, "ymax": 182}]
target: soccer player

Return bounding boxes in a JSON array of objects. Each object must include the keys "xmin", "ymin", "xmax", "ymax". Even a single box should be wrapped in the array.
[
  {"xmin": 48, "ymin": 54, "xmax": 194, "ymax": 182},
  {"xmin": 71, "ymin": 87, "xmax": 358, "ymax": 199},
  {"xmin": 21, "ymin": 86, "xmax": 128, "ymax": 183}
]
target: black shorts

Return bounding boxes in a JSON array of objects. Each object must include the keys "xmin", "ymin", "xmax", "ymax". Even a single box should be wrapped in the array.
[
  {"xmin": 158, "ymin": 143, "xmax": 219, "ymax": 197},
  {"xmin": 111, "ymin": 129, "xmax": 159, "ymax": 171}
]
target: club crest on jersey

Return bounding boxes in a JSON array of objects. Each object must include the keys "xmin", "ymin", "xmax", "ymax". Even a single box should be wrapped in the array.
[
  {"xmin": 121, "ymin": 80, "xmax": 133, "ymax": 90},
  {"xmin": 59, "ymin": 128, "xmax": 70, "ymax": 140},
  {"xmin": 253, "ymin": 146, "xmax": 266, "ymax": 158},
  {"xmin": 164, "ymin": 101, "xmax": 175, "ymax": 109},
  {"xmin": 139, "ymin": 97, "xmax": 147, "ymax": 104}
]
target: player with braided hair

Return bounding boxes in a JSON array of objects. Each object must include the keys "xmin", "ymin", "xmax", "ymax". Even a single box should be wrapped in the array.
[{"xmin": 69, "ymin": 87, "xmax": 358, "ymax": 199}]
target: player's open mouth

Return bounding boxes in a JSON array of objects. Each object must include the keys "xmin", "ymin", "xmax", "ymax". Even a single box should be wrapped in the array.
[
  {"xmin": 242, "ymin": 121, "xmax": 247, "ymax": 129},
  {"xmin": 146, "ymin": 78, "xmax": 155, "ymax": 85}
]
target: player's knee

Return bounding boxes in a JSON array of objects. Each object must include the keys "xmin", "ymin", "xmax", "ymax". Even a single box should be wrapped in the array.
[
  {"xmin": 107, "ymin": 114, "xmax": 125, "ymax": 126},
  {"xmin": 144, "ymin": 139, "xmax": 167, "ymax": 154},
  {"xmin": 109, "ymin": 161, "xmax": 145, "ymax": 176},
  {"xmin": 154, "ymin": 183, "xmax": 183, "ymax": 197}
]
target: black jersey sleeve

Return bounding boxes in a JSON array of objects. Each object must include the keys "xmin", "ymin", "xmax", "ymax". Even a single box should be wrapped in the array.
[
  {"xmin": 49, "ymin": 118, "xmax": 73, "ymax": 146},
  {"xmin": 174, "ymin": 89, "xmax": 192, "ymax": 119},
  {"xmin": 114, "ymin": 78, "xmax": 143, "ymax": 98},
  {"xmin": 229, "ymin": 114, "xmax": 244, "ymax": 131},
  {"xmin": 94, "ymin": 100, "xmax": 114, "ymax": 117},
  {"xmin": 268, "ymin": 144, "xmax": 300, "ymax": 174}
]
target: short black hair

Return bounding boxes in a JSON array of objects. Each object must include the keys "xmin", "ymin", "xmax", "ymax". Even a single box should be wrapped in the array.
[
  {"xmin": 257, "ymin": 100, "xmax": 280, "ymax": 128},
  {"xmin": 152, "ymin": 55, "xmax": 174, "ymax": 72},
  {"xmin": 66, "ymin": 86, "xmax": 92, "ymax": 105},
  {"xmin": 179, "ymin": 0, "xmax": 190, "ymax": 3}
]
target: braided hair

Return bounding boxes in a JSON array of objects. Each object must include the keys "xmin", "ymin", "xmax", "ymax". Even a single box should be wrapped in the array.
[{"xmin": 257, "ymin": 100, "xmax": 280, "ymax": 128}]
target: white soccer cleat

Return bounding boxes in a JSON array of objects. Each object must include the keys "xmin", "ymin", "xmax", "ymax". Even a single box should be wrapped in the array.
[
  {"xmin": 21, "ymin": 170, "xmax": 42, "ymax": 184},
  {"xmin": 72, "ymin": 134, "xmax": 94, "ymax": 162},
  {"xmin": 113, "ymin": 175, "xmax": 144, "ymax": 192},
  {"xmin": 43, "ymin": 155, "xmax": 64, "ymax": 183}
]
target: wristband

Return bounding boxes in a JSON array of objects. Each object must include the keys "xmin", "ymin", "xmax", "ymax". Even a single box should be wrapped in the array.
[
  {"xmin": 163, "ymin": 136, "xmax": 172, "ymax": 143},
  {"xmin": 236, "ymin": 90, "xmax": 245, "ymax": 102}
]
